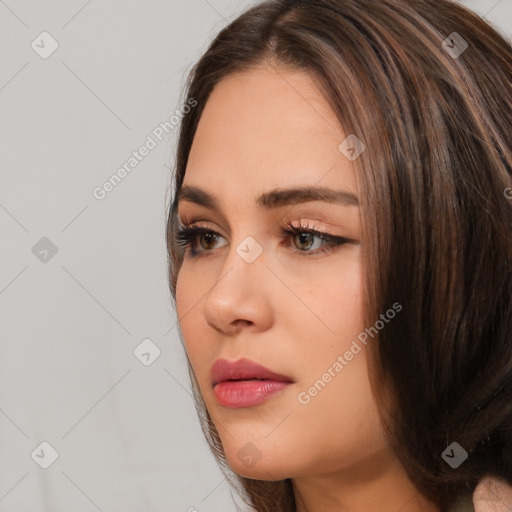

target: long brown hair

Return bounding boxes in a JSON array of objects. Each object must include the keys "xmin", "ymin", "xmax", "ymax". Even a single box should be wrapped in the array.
[{"xmin": 166, "ymin": 1, "xmax": 512, "ymax": 510}]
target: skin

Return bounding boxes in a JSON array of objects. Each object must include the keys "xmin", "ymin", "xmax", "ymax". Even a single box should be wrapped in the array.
[{"xmin": 175, "ymin": 62, "xmax": 440, "ymax": 512}]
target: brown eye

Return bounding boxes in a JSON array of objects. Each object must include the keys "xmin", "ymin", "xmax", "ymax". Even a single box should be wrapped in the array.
[
  {"xmin": 280, "ymin": 221, "xmax": 353, "ymax": 258},
  {"xmin": 199, "ymin": 232, "xmax": 218, "ymax": 251},
  {"xmin": 293, "ymin": 232, "xmax": 315, "ymax": 251}
]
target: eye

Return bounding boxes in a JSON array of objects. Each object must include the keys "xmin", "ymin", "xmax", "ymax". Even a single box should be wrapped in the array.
[
  {"xmin": 174, "ymin": 220, "xmax": 355, "ymax": 258},
  {"xmin": 191, "ymin": 230, "xmax": 219, "ymax": 252},
  {"xmin": 174, "ymin": 222, "xmax": 225, "ymax": 257},
  {"xmin": 279, "ymin": 220, "xmax": 354, "ymax": 257}
]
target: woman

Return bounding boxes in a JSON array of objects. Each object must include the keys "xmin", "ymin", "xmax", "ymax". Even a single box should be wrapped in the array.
[{"xmin": 166, "ymin": 0, "xmax": 512, "ymax": 510}]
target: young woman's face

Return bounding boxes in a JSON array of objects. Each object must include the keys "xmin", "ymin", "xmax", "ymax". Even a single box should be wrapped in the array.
[{"xmin": 175, "ymin": 64, "xmax": 390, "ymax": 480}]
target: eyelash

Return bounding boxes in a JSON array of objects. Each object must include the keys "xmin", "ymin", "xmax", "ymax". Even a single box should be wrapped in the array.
[{"xmin": 174, "ymin": 220, "xmax": 353, "ymax": 259}]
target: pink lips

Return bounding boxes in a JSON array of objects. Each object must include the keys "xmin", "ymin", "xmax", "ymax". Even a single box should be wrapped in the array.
[{"xmin": 211, "ymin": 358, "xmax": 293, "ymax": 408}]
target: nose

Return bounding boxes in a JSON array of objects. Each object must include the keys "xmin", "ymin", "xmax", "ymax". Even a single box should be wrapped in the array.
[{"xmin": 202, "ymin": 236, "xmax": 273, "ymax": 336}]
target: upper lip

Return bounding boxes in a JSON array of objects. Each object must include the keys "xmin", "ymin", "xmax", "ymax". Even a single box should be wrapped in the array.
[{"xmin": 211, "ymin": 358, "xmax": 293, "ymax": 387}]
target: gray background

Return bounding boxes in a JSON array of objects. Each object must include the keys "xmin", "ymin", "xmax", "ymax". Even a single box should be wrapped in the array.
[{"xmin": 0, "ymin": 1, "xmax": 510, "ymax": 511}]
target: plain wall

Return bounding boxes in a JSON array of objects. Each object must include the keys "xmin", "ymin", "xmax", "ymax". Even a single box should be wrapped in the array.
[{"xmin": 0, "ymin": 1, "xmax": 510, "ymax": 510}]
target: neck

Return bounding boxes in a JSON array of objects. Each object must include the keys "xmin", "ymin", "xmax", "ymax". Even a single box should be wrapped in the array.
[{"xmin": 292, "ymin": 450, "xmax": 440, "ymax": 512}]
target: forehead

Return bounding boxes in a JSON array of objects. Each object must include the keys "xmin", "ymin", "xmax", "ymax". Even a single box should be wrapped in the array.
[{"xmin": 183, "ymin": 64, "xmax": 359, "ymax": 205}]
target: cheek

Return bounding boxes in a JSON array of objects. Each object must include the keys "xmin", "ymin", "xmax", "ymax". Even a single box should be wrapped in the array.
[
  {"xmin": 175, "ymin": 267, "xmax": 202, "ymax": 362},
  {"xmin": 299, "ymin": 360, "xmax": 386, "ymax": 473},
  {"xmin": 175, "ymin": 260, "xmax": 189, "ymax": 309},
  {"xmin": 302, "ymin": 257, "xmax": 364, "ymax": 336},
  {"xmin": 292, "ymin": 261, "xmax": 368, "ymax": 406},
  {"xmin": 175, "ymin": 266, "xmax": 217, "ymax": 396},
  {"xmin": 175, "ymin": 264, "xmax": 201, "ymax": 324}
]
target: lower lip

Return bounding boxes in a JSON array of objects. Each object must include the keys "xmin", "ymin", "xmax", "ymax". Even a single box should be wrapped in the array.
[{"xmin": 213, "ymin": 380, "xmax": 292, "ymax": 408}]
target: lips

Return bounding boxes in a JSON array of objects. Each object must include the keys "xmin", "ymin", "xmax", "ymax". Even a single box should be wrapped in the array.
[
  {"xmin": 210, "ymin": 357, "xmax": 293, "ymax": 387},
  {"xmin": 210, "ymin": 358, "xmax": 294, "ymax": 408}
]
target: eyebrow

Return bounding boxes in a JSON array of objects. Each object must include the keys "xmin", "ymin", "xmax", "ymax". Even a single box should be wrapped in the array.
[{"xmin": 177, "ymin": 185, "xmax": 359, "ymax": 212}]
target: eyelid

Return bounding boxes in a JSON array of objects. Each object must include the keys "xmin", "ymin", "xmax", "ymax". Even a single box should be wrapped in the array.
[
  {"xmin": 177, "ymin": 218, "xmax": 226, "ymax": 237},
  {"xmin": 175, "ymin": 218, "xmax": 358, "ymax": 260},
  {"xmin": 177, "ymin": 216, "xmax": 350, "ymax": 237},
  {"xmin": 176, "ymin": 217, "xmax": 357, "ymax": 245},
  {"xmin": 282, "ymin": 218, "xmax": 341, "ymax": 236}
]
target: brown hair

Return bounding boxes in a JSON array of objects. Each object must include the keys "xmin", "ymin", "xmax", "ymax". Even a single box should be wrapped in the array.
[{"xmin": 165, "ymin": 1, "xmax": 512, "ymax": 510}]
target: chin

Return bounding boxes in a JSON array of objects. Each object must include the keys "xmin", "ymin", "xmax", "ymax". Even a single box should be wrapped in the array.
[
  {"xmin": 227, "ymin": 458, "xmax": 291, "ymax": 481},
  {"xmin": 220, "ymin": 438, "xmax": 297, "ymax": 481}
]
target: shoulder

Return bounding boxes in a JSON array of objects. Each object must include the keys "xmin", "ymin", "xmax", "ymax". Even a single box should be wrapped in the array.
[
  {"xmin": 472, "ymin": 475, "xmax": 512, "ymax": 512},
  {"xmin": 446, "ymin": 476, "xmax": 512, "ymax": 512}
]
